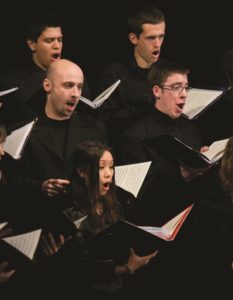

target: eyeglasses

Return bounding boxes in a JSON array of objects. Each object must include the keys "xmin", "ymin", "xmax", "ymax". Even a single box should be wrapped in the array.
[{"xmin": 160, "ymin": 84, "xmax": 191, "ymax": 93}]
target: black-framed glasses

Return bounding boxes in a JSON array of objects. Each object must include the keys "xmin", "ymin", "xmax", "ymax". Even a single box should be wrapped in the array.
[{"xmin": 160, "ymin": 84, "xmax": 191, "ymax": 92}]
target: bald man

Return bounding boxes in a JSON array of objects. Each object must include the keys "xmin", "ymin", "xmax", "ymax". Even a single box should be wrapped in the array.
[{"xmin": 7, "ymin": 59, "xmax": 106, "ymax": 226}]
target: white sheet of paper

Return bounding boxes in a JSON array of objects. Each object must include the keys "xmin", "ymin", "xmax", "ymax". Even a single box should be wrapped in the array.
[
  {"xmin": 115, "ymin": 161, "xmax": 151, "ymax": 198},
  {"xmin": 3, "ymin": 119, "xmax": 36, "ymax": 159},
  {"xmin": 73, "ymin": 215, "xmax": 87, "ymax": 229},
  {"xmin": 0, "ymin": 222, "xmax": 8, "ymax": 231},
  {"xmin": 3, "ymin": 229, "xmax": 42, "ymax": 260},
  {"xmin": 0, "ymin": 87, "xmax": 18, "ymax": 97},
  {"xmin": 79, "ymin": 79, "xmax": 121, "ymax": 109},
  {"xmin": 183, "ymin": 88, "xmax": 223, "ymax": 119},
  {"xmin": 203, "ymin": 138, "xmax": 229, "ymax": 162}
]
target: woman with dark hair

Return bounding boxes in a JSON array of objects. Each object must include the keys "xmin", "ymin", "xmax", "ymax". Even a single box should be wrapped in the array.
[
  {"xmin": 58, "ymin": 140, "xmax": 157, "ymax": 298},
  {"xmin": 69, "ymin": 141, "xmax": 121, "ymax": 234}
]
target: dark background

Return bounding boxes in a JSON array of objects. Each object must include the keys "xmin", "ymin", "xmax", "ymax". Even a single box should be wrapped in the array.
[{"xmin": 1, "ymin": 0, "xmax": 233, "ymax": 93}]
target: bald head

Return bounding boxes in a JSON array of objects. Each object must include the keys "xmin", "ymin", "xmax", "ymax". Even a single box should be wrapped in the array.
[
  {"xmin": 43, "ymin": 59, "xmax": 84, "ymax": 120},
  {"xmin": 46, "ymin": 59, "xmax": 83, "ymax": 81}
]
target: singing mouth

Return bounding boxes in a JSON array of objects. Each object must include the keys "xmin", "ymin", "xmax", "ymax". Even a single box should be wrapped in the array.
[{"xmin": 51, "ymin": 53, "xmax": 60, "ymax": 60}]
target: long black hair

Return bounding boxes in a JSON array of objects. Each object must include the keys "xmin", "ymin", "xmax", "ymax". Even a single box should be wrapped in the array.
[{"xmin": 71, "ymin": 140, "xmax": 121, "ymax": 232}]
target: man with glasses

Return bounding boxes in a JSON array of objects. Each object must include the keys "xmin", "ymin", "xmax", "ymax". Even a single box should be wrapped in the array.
[
  {"xmin": 117, "ymin": 60, "xmax": 205, "ymax": 165},
  {"xmin": 115, "ymin": 61, "xmax": 206, "ymax": 226},
  {"xmin": 116, "ymin": 61, "xmax": 222, "ymax": 298}
]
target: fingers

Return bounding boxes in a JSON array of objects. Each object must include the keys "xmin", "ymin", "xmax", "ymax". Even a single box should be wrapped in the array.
[
  {"xmin": 41, "ymin": 234, "xmax": 53, "ymax": 257},
  {"xmin": 41, "ymin": 232, "xmax": 65, "ymax": 258},
  {"xmin": 200, "ymin": 146, "xmax": 209, "ymax": 153},
  {"xmin": 130, "ymin": 247, "xmax": 135, "ymax": 255},
  {"xmin": 0, "ymin": 261, "xmax": 15, "ymax": 283},
  {"xmin": 150, "ymin": 249, "xmax": 159, "ymax": 258},
  {"xmin": 47, "ymin": 232, "xmax": 59, "ymax": 253},
  {"xmin": 0, "ymin": 261, "xmax": 9, "ymax": 271},
  {"xmin": 42, "ymin": 178, "xmax": 70, "ymax": 197},
  {"xmin": 57, "ymin": 234, "xmax": 65, "ymax": 247}
]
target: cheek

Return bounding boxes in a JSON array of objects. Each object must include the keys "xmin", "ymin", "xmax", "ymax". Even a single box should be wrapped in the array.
[{"xmin": 99, "ymin": 171, "xmax": 104, "ymax": 182}]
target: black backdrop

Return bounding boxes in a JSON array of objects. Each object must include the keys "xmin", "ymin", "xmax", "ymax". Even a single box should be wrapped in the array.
[{"xmin": 1, "ymin": 0, "xmax": 233, "ymax": 93}]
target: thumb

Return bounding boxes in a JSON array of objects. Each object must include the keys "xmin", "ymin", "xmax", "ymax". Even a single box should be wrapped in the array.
[{"xmin": 130, "ymin": 247, "xmax": 136, "ymax": 255}]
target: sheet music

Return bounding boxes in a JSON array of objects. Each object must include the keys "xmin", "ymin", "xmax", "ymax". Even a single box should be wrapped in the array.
[
  {"xmin": 0, "ymin": 87, "xmax": 18, "ymax": 97},
  {"xmin": 3, "ymin": 229, "xmax": 42, "ymax": 260},
  {"xmin": 3, "ymin": 120, "xmax": 35, "ymax": 159},
  {"xmin": 203, "ymin": 138, "xmax": 229, "ymax": 161},
  {"xmin": 183, "ymin": 88, "xmax": 223, "ymax": 119},
  {"xmin": 94, "ymin": 79, "xmax": 121, "ymax": 106},
  {"xmin": 115, "ymin": 161, "xmax": 151, "ymax": 198},
  {"xmin": 0, "ymin": 222, "xmax": 8, "ymax": 231},
  {"xmin": 161, "ymin": 204, "xmax": 194, "ymax": 237},
  {"xmin": 138, "ymin": 226, "xmax": 170, "ymax": 239},
  {"xmin": 79, "ymin": 79, "xmax": 121, "ymax": 109},
  {"xmin": 73, "ymin": 215, "xmax": 87, "ymax": 229}
]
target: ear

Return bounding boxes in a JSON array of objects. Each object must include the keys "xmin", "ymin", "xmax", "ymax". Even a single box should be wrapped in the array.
[
  {"xmin": 152, "ymin": 85, "xmax": 161, "ymax": 99},
  {"xmin": 26, "ymin": 39, "xmax": 36, "ymax": 51},
  {"xmin": 128, "ymin": 33, "xmax": 138, "ymax": 45},
  {"xmin": 43, "ymin": 78, "xmax": 52, "ymax": 93}
]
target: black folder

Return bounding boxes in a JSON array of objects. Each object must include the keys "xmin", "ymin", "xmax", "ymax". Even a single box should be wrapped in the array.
[
  {"xmin": 87, "ymin": 204, "xmax": 193, "ymax": 262},
  {"xmin": 145, "ymin": 135, "xmax": 222, "ymax": 168}
]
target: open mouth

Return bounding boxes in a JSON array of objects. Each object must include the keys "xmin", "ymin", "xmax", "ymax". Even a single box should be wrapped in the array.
[
  {"xmin": 152, "ymin": 50, "xmax": 159, "ymax": 56},
  {"xmin": 103, "ymin": 182, "xmax": 110, "ymax": 188},
  {"xmin": 177, "ymin": 103, "xmax": 185, "ymax": 110},
  {"xmin": 52, "ymin": 53, "xmax": 60, "ymax": 60},
  {"xmin": 66, "ymin": 101, "xmax": 77, "ymax": 110}
]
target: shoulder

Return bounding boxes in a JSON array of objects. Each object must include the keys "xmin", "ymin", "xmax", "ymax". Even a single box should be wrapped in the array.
[{"xmin": 103, "ymin": 59, "xmax": 131, "ymax": 75}]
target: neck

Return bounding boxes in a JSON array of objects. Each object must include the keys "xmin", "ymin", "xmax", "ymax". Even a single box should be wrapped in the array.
[
  {"xmin": 134, "ymin": 51, "xmax": 152, "ymax": 69},
  {"xmin": 32, "ymin": 55, "xmax": 46, "ymax": 71}
]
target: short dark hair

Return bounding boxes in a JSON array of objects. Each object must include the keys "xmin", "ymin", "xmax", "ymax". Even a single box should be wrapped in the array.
[
  {"xmin": 147, "ymin": 60, "xmax": 190, "ymax": 90},
  {"xmin": 127, "ymin": 4, "xmax": 165, "ymax": 37},
  {"xmin": 25, "ymin": 12, "xmax": 61, "ymax": 42}
]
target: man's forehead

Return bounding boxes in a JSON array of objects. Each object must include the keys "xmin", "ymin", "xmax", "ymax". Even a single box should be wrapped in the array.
[{"xmin": 165, "ymin": 73, "xmax": 188, "ymax": 83}]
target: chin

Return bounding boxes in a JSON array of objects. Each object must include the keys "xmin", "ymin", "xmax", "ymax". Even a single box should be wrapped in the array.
[{"xmin": 100, "ymin": 190, "xmax": 107, "ymax": 196}]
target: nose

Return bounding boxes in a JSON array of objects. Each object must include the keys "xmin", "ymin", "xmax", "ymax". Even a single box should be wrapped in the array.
[
  {"xmin": 104, "ymin": 168, "xmax": 112, "ymax": 177},
  {"xmin": 71, "ymin": 86, "xmax": 82, "ymax": 99},
  {"xmin": 153, "ymin": 37, "xmax": 163, "ymax": 48},
  {"xmin": 52, "ymin": 39, "xmax": 61, "ymax": 49},
  {"xmin": 180, "ymin": 87, "xmax": 188, "ymax": 97}
]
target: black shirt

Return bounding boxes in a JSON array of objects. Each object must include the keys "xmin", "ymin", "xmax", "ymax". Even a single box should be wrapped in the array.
[
  {"xmin": 96, "ymin": 57, "xmax": 157, "ymax": 147},
  {"xmin": 118, "ymin": 107, "xmax": 202, "ymax": 164}
]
